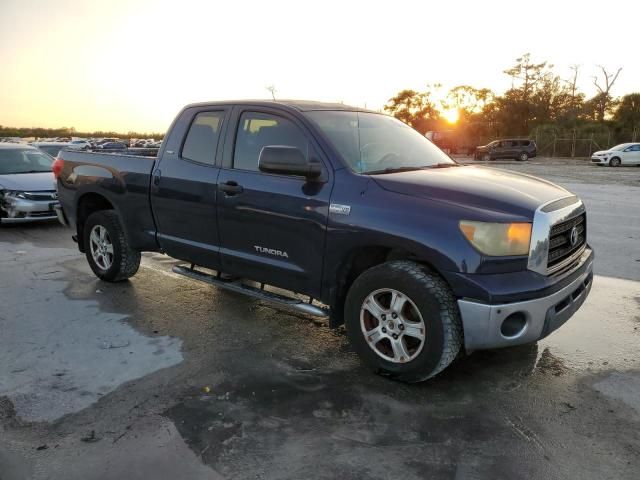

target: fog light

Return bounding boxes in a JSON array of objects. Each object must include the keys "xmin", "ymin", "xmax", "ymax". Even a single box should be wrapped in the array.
[{"xmin": 501, "ymin": 312, "xmax": 527, "ymax": 338}]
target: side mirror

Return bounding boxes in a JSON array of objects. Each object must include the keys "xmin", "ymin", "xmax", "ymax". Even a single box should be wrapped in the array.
[{"xmin": 258, "ymin": 146, "xmax": 322, "ymax": 180}]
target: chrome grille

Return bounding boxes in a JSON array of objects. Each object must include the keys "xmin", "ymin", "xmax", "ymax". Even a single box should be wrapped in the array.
[
  {"xmin": 23, "ymin": 191, "xmax": 57, "ymax": 201},
  {"xmin": 547, "ymin": 213, "xmax": 586, "ymax": 271}
]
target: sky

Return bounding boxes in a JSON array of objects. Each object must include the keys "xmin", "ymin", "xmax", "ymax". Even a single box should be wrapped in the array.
[{"xmin": 0, "ymin": 0, "xmax": 637, "ymax": 133}]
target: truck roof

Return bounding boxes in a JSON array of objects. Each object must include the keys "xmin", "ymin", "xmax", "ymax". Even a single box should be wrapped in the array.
[
  {"xmin": 0, "ymin": 143, "xmax": 37, "ymax": 150},
  {"xmin": 184, "ymin": 99, "xmax": 377, "ymax": 113}
]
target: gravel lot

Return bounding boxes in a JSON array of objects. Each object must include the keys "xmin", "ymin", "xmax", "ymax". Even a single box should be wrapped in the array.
[{"xmin": 1, "ymin": 160, "xmax": 639, "ymax": 480}]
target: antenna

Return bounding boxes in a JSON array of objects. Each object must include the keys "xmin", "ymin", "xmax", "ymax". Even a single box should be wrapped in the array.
[{"xmin": 266, "ymin": 85, "xmax": 277, "ymax": 101}]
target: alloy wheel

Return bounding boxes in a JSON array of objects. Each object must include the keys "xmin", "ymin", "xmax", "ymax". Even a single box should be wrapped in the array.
[
  {"xmin": 89, "ymin": 225, "xmax": 114, "ymax": 270},
  {"xmin": 360, "ymin": 288, "xmax": 426, "ymax": 363}
]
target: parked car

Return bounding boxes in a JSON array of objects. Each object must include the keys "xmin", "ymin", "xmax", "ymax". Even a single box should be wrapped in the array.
[
  {"xmin": 0, "ymin": 144, "xmax": 59, "ymax": 224},
  {"xmin": 591, "ymin": 143, "xmax": 640, "ymax": 166},
  {"xmin": 425, "ymin": 130, "xmax": 475, "ymax": 155},
  {"xmin": 31, "ymin": 141, "xmax": 72, "ymax": 158},
  {"xmin": 54, "ymin": 100, "xmax": 593, "ymax": 382},
  {"xmin": 475, "ymin": 139, "xmax": 537, "ymax": 161},
  {"xmin": 67, "ymin": 140, "xmax": 92, "ymax": 150},
  {"xmin": 95, "ymin": 138, "xmax": 120, "ymax": 146},
  {"xmin": 96, "ymin": 141, "xmax": 127, "ymax": 150}
]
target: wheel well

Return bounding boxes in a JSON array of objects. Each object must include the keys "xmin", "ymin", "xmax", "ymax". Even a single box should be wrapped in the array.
[
  {"xmin": 76, "ymin": 193, "xmax": 114, "ymax": 252},
  {"xmin": 330, "ymin": 246, "xmax": 435, "ymax": 328}
]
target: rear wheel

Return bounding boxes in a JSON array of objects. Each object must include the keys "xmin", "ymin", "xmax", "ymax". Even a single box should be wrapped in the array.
[
  {"xmin": 609, "ymin": 157, "xmax": 621, "ymax": 167},
  {"xmin": 518, "ymin": 152, "xmax": 529, "ymax": 161},
  {"xmin": 84, "ymin": 210, "xmax": 140, "ymax": 282},
  {"xmin": 345, "ymin": 260, "xmax": 463, "ymax": 382}
]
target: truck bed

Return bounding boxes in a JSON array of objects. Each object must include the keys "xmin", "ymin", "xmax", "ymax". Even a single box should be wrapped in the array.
[{"xmin": 56, "ymin": 149, "xmax": 158, "ymax": 251}]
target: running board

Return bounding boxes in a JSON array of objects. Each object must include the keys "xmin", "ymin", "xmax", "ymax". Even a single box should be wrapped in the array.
[{"xmin": 172, "ymin": 265, "xmax": 330, "ymax": 318}]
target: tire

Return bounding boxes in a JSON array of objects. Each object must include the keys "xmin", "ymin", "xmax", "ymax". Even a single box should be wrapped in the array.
[
  {"xmin": 609, "ymin": 157, "xmax": 621, "ymax": 167},
  {"xmin": 482, "ymin": 153, "xmax": 491, "ymax": 162},
  {"xmin": 83, "ymin": 210, "xmax": 140, "ymax": 282},
  {"xmin": 344, "ymin": 260, "xmax": 463, "ymax": 382},
  {"xmin": 517, "ymin": 152, "xmax": 529, "ymax": 162}
]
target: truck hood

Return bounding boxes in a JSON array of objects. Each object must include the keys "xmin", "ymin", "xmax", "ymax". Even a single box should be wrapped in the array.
[
  {"xmin": 0, "ymin": 172, "xmax": 56, "ymax": 191},
  {"xmin": 371, "ymin": 165, "xmax": 571, "ymax": 219}
]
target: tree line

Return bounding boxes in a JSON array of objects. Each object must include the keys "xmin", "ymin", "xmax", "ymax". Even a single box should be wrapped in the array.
[
  {"xmin": 0, "ymin": 125, "xmax": 164, "ymax": 140},
  {"xmin": 384, "ymin": 53, "xmax": 640, "ymax": 147}
]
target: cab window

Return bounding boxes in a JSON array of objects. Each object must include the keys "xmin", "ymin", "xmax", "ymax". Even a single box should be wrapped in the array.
[{"xmin": 233, "ymin": 112, "xmax": 308, "ymax": 172}]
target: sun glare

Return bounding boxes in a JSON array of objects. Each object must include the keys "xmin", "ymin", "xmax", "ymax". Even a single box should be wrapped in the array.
[{"xmin": 443, "ymin": 108, "xmax": 459, "ymax": 124}]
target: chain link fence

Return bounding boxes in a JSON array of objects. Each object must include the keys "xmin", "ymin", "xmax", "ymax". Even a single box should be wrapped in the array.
[{"xmin": 533, "ymin": 126, "xmax": 639, "ymax": 158}]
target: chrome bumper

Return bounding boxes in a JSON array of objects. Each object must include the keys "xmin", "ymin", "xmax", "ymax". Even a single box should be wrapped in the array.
[
  {"xmin": 458, "ymin": 255, "xmax": 593, "ymax": 351},
  {"xmin": 1, "ymin": 197, "xmax": 59, "ymax": 223}
]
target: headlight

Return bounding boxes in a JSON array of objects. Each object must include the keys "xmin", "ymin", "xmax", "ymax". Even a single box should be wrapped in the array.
[
  {"xmin": 459, "ymin": 221, "xmax": 532, "ymax": 256},
  {"xmin": 6, "ymin": 191, "xmax": 26, "ymax": 199}
]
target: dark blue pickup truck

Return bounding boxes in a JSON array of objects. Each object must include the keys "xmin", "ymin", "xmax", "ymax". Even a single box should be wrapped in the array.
[{"xmin": 54, "ymin": 100, "xmax": 593, "ymax": 382}]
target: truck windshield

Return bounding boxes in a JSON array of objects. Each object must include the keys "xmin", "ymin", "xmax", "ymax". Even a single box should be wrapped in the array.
[
  {"xmin": 305, "ymin": 111, "xmax": 455, "ymax": 174},
  {"xmin": 0, "ymin": 149, "xmax": 54, "ymax": 174}
]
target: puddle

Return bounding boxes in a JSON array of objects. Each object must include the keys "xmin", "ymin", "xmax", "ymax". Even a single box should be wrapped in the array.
[
  {"xmin": 0, "ymin": 241, "xmax": 183, "ymax": 422},
  {"xmin": 539, "ymin": 275, "xmax": 640, "ymax": 372},
  {"xmin": 593, "ymin": 372, "xmax": 640, "ymax": 419}
]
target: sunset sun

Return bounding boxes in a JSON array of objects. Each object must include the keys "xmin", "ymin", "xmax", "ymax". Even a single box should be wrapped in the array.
[{"xmin": 443, "ymin": 108, "xmax": 459, "ymax": 124}]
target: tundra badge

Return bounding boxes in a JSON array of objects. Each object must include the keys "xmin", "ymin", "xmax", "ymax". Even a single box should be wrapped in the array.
[
  {"xmin": 254, "ymin": 246, "xmax": 289, "ymax": 258},
  {"xmin": 329, "ymin": 204, "xmax": 351, "ymax": 215}
]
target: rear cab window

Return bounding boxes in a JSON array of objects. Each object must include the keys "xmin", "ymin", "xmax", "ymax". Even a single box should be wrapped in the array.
[{"xmin": 181, "ymin": 111, "xmax": 225, "ymax": 165}]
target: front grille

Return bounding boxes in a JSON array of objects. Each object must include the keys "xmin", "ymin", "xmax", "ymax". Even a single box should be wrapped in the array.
[
  {"xmin": 547, "ymin": 213, "xmax": 586, "ymax": 270},
  {"xmin": 23, "ymin": 191, "xmax": 57, "ymax": 201},
  {"xmin": 29, "ymin": 211, "xmax": 55, "ymax": 217}
]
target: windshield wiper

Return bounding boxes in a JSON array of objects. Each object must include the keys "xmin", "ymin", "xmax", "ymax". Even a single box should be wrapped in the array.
[
  {"xmin": 366, "ymin": 163, "xmax": 457, "ymax": 175},
  {"xmin": 428, "ymin": 162, "xmax": 459, "ymax": 168},
  {"xmin": 366, "ymin": 166, "xmax": 429, "ymax": 175}
]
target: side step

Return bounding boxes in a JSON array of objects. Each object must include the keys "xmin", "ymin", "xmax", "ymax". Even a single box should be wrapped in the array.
[{"xmin": 172, "ymin": 265, "xmax": 330, "ymax": 318}]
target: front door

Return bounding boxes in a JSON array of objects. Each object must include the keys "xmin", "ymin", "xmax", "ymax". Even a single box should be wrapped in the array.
[
  {"xmin": 151, "ymin": 109, "xmax": 227, "ymax": 269},
  {"xmin": 216, "ymin": 109, "xmax": 331, "ymax": 298},
  {"xmin": 492, "ymin": 141, "xmax": 505, "ymax": 159},
  {"xmin": 624, "ymin": 144, "xmax": 640, "ymax": 165}
]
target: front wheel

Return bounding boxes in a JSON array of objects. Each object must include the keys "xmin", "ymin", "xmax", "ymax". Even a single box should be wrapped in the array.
[
  {"xmin": 482, "ymin": 153, "xmax": 491, "ymax": 162},
  {"xmin": 84, "ymin": 210, "xmax": 141, "ymax": 282},
  {"xmin": 344, "ymin": 261, "xmax": 463, "ymax": 382},
  {"xmin": 609, "ymin": 157, "xmax": 621, "ymax": 167}
]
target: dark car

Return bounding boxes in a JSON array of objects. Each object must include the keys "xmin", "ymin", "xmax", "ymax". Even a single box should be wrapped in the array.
[
  {"xmin": 54, "ymin": 100, "xmax": 592, "ymax": 382},
  {"xmin": 475, "ymin": 139, "xmax": 537, "ymax": 162},
  {"xmin": 97, "ymin": 141, "xmax": 127, "ymax": 150}
]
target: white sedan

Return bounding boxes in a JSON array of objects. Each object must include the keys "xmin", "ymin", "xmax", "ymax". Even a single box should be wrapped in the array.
[
  {"xmin": 67, "ymin": 140, "xmax": 92, "ymax": 150},
  {"xmin": 591, "ymin": 143, "xmax": 640, "ymax": 166}
]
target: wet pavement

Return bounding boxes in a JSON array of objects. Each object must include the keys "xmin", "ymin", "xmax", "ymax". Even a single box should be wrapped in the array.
[{"xmin": 1, "ymin": 162, "xmax": 639, "ymax": 479}]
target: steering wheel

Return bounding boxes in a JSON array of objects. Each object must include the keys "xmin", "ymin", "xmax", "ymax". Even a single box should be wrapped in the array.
[{"xmin": 360, "ymin": 143, "xmax": 401, "ymax": 168}]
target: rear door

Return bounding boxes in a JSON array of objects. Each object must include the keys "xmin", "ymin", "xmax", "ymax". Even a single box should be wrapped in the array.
[
  {"xmin": 216, "ymin": 107, "xmax": 332, "ymax": 298},
  {"xmin": 151, "ymin": 108, "xmax": 229, "ymax": 269},
  {"xmin": 503, "ymin": 140, "xmax": 518, "ymax": 159}
]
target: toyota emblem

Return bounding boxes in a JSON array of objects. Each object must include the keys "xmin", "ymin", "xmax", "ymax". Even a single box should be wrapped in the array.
[{"xmin": 570, "ymin": 226, "xmax": 579, "ymax": 247}]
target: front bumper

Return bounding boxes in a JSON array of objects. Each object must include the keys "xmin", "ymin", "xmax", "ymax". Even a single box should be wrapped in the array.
[
  {"xmin": 1, "ymin": 197, "xmax": 59, "ymax": 223},
  {"xmin": 457, "ymin": 254, "xmax": 593, "ymax": 351},
  {"xmin": 54, "ymin": 203, "xmax": 70, "ymax": 227},
  {"xmin": 591, "ymin": 157, "xmax": 607, "ymax": 164}
]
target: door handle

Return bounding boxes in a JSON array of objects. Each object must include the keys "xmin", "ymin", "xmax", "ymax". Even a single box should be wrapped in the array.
[
  {"xmin": 152, "ymin": 169, "xmax": 161, "ymax": 186},
  {"xmin": 219, "ymin": 181, "xmax": 244, "ymax": 196}
]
